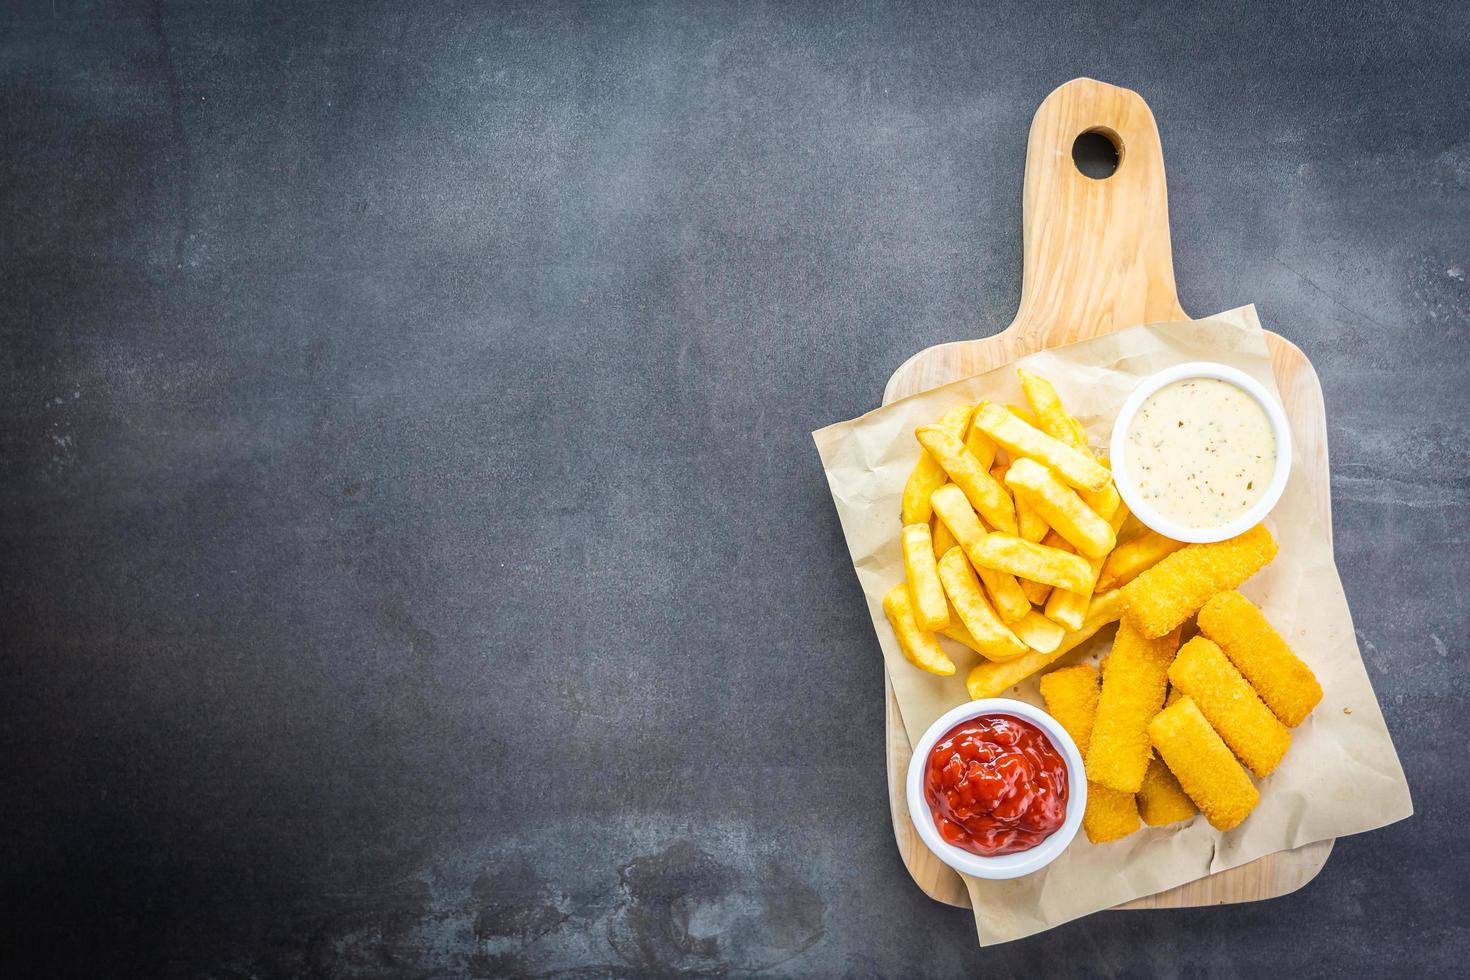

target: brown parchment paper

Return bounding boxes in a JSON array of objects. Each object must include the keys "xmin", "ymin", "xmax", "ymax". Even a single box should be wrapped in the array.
[{"xmin": 813, "ymin": 306, "xmax": 1413, "ymax": 946}]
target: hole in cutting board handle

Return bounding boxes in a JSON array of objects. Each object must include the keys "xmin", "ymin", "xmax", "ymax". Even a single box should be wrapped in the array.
[{"xmin": 1072, "ymin": 128, "xmax": 1122, "ymax": 179}]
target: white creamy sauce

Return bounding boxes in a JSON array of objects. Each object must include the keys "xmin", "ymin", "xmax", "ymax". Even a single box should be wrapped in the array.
[{"xmin": 1124, "ymin": 378, "xmax": 1276, "ymax": 528}]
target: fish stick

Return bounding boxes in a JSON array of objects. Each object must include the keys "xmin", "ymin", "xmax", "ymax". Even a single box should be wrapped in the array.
[
  {"xmin": 1148, "ymin": 697, "xmax": 1259, "ymax": 831},
  {"xmin": 900, "ymin": 403, "xmax": 973, "ymax": 524},
  {"xmin": 1096, "ymin": 530, "xmax": 1186, "ymax": 593},
  {"xmin": 1137, "ymin": 755, "xmax": 1197, "ymax": 826},
  {"xmin": 1168, "ymin": 637, "xmax": 1291, "ymax": 778},
  {"xmin": 1197, "ymin": 591, "xmax": 1323, "ymax": 727},
  {"xmin": 1038, "ymin": 664, "xmax": 1140, "ymax": 843},
  {"xmin": 1121, "ymin": 525, "xmax": 1278, "ymax": 639},
  {"xmin": 964, "ymin": 591, "xmax": 1124, "ymax": 699},
  {"xmin": 1086, "ymin": 621, "xmax": 1182, "ymax": 793}
]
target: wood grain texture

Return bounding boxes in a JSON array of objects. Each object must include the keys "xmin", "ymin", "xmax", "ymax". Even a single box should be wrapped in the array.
[{"xmin": 882, "ymin": 78, "xmax": 1334, "ymax": 913}]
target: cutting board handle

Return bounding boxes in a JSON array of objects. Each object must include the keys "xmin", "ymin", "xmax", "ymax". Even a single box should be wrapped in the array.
[{"xmin": 1005, "ymin": 78, "xmax": 1189, "ymax": 348}]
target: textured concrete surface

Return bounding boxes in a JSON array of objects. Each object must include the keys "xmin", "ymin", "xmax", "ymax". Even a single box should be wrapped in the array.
[{"xmin": 2, "ymin": 1, "xmax": 1467, "ymax": 977}]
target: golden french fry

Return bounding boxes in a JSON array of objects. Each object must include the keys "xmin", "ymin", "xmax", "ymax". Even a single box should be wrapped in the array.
[
  {"xmin": 902, "ymin": 523, "xmax": 949, "ymax": 631},
  {"xmin": 1116, "ymin": 513, "xmax": 1150, "ymax": 544},
  {"xmin": 937, "ymin": 548, "xmax": 1028, "ymax": 661},
  {"xmin": 914, "ymin": 426, "xmax": 1017, "ymax": 534},
  {"xmin": 1006, "ymin": 457, "xmax": 1116, "ymax": 559},
  {"xmin": 989, "ymin": 462, "xmax": 1009, "ymax": 484},
  {"xmin": 964, "ymin": 587, "xmax": 1126, "ymax": 698},
  {"xmin": 965, "ymin": 621, "xmax": 1105, "ymax": 699},
  {"xmin": 1006, "ymin": 404, "xmax": 1041, "ymax": 429},
  {"xmin": 1018, "ymin": 369, "xmax": 1088, "ymax": 448},
  {"xmin": 900, "ymin": 403, "xmax": 973, "ymax": 524},
  {"xmin": 930, "ymin": 486, "xmax": 1031, "ymax": 625},
  {"xmin": 1011, "ymin": 610, "xmax": 1064, "ymax": 654},
  {"xmin": 882, "ymin": 584, "xmax": 955, "ymax": 676},
  {"xmin": 967, "ymin": 532, "xmax": 1095, "ymax": 593},
  {"xmin": 1044, "ymin": 502, "xmax": 1131, "ymax": 631},
  {"xmin": 931, "ymin": 512, "xmax": 958, "ymax": 558},
  {"xmin": 1085, "ymin": 588, "xmax": 1124, "ymax": 628},
  {"xmin": 973, "ymin": 403, "xmax": 1111, "ymax": 493},
  {"xmin": 1095, "ymin": 530, "xmax": 1186, "ymax": 593},
  {"xmin": 1015, "ymin": 491, "xmax": 1050, "ymax": 543},
  {"xmin": 963, "ymin": 402, "xmax": 998, "ymax": 469},
  {"xmin": 1020, "ymin": 576, "xmax": 1052, "ymax": 606}
]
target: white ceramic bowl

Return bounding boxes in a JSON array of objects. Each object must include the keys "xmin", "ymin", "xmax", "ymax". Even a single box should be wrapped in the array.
[
  {"xmin": 906, "ymin": 698, "xmax": 1086, "ymax": 880},
  {"xmin": 1108, "ymin": 361, "xmax": 1292, "ymax": 545}
]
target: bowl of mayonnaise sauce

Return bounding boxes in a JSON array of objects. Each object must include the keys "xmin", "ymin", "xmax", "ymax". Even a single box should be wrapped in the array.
[{"xmin": 1109, "ymin": 362, "xmax": 1292, "ymax": 544}]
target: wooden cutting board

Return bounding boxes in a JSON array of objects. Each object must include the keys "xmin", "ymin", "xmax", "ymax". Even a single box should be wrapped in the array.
[{"xmin": 881, "ymin": 78, "xmax": 1334, "ymax": 911}]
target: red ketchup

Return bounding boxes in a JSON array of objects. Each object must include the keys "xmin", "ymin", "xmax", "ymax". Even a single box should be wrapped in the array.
[{"xmin": 924, "ymin": 714, "xmax": 1069, "ymax": 857}]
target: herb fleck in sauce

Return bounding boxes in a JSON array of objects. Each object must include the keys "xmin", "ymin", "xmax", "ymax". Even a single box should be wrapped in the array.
[{"xmin": 1124, "ymin": 378, "xmax": 1276, "ymax": 528}]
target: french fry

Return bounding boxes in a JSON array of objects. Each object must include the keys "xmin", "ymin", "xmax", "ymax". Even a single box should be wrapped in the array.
[
  {"xmin": 937, "ymin": 548, "xmax": 1028, "ymax": 661},
  {"xmin": 901, "ymin": 523, "xmax": 949, "ymax": 631},
  {"xmin": 1122, "ymin": 525, "xmax": 1279, "ymax": 639},
  {"xmin": 963, "ymin": 409, "xmax": 998, "ymax": 471},
  {"xmin": 1148, "ymin": 697, "xmax": 1259, "ymax": 832},
  {"xmin": 930, "ymin": 485, "xmax": 1031, "ymax": 623},
  {"xmin": 915, "ymin": 426, "xmax": 1018, "ymax": 534},
  {"xmin": 1015, "ymin": 491, "xmax": 1050, "ymax": 543},
  {"xmin": 1020, "ymin": 576, "xmax": 1052, "ymax": 606},
  {"xmin": 1010, "ymin": 609, "xmax": 1065, "ymax": 654},
  {"xmin": 931, "ymin": 512, "xmax": 958, "ymax": 558},
  {"xmin": 1045, "ymin": 502, "xmax": 1131, "ymax": 631},
  {"xmin": 964, "ymin": 591, "xmax": 1122, "ymax": 698},
  {"xmin": 882, "ymin": 584, "xmax": 955, "ymax": 676},
  {"xmin": 1006, "ymin": 405, "xmax": 1041, "ymax": 429},
  {"xmin": 965, "ymin": 622, "xmax": 1104, "ymax": 700},
  {"xmin": 1086, "ymin": 588, "xmax": 1124, "ymax": 628},
  {"xmin": 1196, "ymin": 591, "xmax": 1322, "ymax": 727},
  {"xmin": 1005, "ymin": 457, "xmax": 1116, "ymax": 559},
  {"xmin": 967, "ymin": 532, "xmax": 1095, "ymax": 593},
  {"xmin": 900, "ymin": 403, "xmax": 973, "ymax": 524},
  {"xmin": 1018, "ymin": 369, "xmax": 1088, "ymax": 450},
  {"xmin": 1086, "ymin": 621, "xmax": 1182, "ymax": 793},
  {"xmin": 1168, "ymin": 636, "xmax": 1291, "ymax": 778},
  {"xmin": 1096, "ymin": 530, "xmax": 1186, "ymax": 593},
  {"xmin": 973, "ymin": 403, "xmax": 1111, "ymax": 493}
]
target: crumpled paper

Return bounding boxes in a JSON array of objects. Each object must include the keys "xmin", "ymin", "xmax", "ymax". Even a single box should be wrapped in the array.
[{"xmin": 813, "ymin": 306, "xmax": 1412, "ymax": 945}]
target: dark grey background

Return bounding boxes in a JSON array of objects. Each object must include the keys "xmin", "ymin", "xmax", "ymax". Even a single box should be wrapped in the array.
[{"xmin": 3, "ymin": 1, "xmax": 1466, "ymax": 977}]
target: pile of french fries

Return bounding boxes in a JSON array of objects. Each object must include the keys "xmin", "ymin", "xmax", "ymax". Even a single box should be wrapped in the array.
[{"xmin": 885, "ymin": 369, "xmax": 1172, "ymax": 693}]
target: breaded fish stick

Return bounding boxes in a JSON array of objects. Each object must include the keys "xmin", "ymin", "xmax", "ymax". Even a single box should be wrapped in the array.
[
  {"xmin": 1168, "ymin": 637, "xmax": 1291, "ymax": 778},
  {"xmin": 1122, "ymin": 525, "xmax": 1279, "ymax": 639},
  {"xmin": 1197, "ymin": 591, "xmax": 1322, "ymax": 727},
  {"xmin": 1137, "ymin": 755, "xmax": 1197, "ymax": 826},
  {"xmin": 1148, "ymin": 698, "xmax": 1259, "ymax": 831},
  {"xmin": 1039, "ymin": 664, "xmax": 1141, "ymax": 843},
  {"xmin": 1086, "ymin": 621, "xmax": 1181, "ymax": 793},
  {"xmin": 1096, "ymin": 530, "xmax": 1186, "ymax": 593}
]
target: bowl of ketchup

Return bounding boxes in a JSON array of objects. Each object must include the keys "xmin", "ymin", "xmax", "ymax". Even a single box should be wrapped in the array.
[{"xmin": 906, "ymin": 699, "xmax": 1087, "ymax": 880}]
